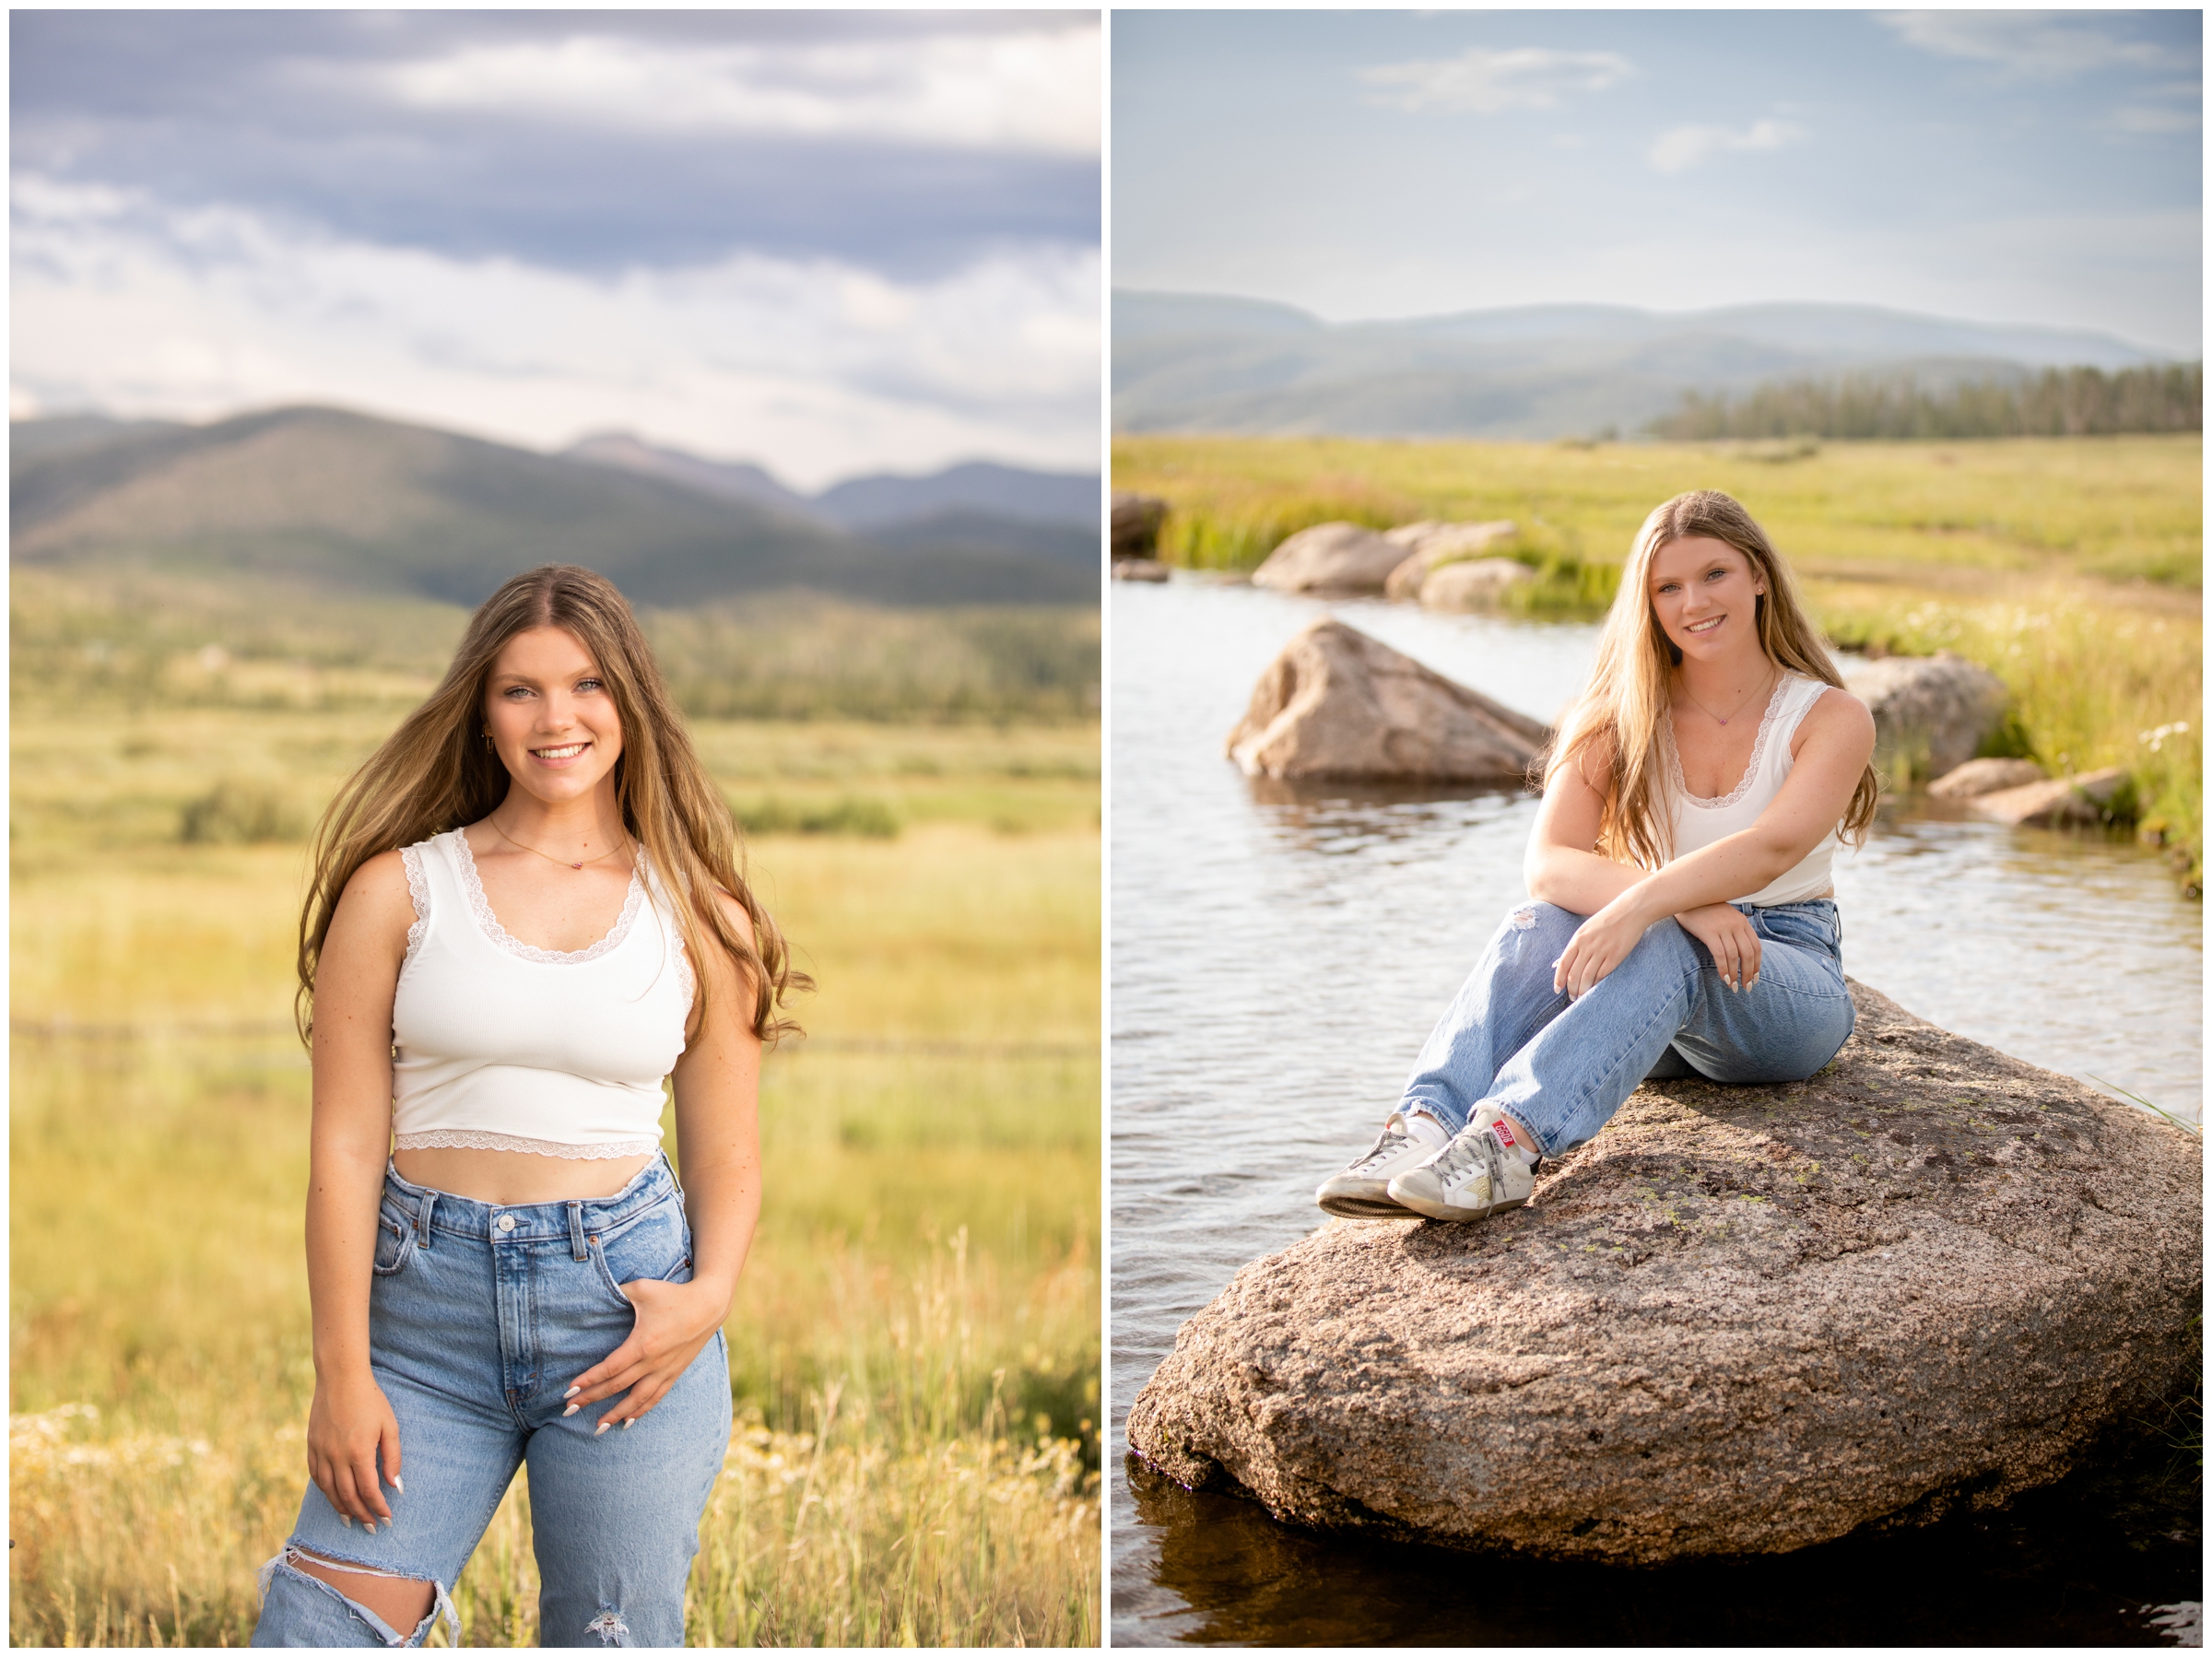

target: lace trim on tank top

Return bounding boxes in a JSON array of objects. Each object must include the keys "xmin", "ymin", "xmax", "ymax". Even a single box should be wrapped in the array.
[
  {"xmin": 446, "ymin": 829, "xmax": 647, "ymax": 964},
  {"xmin": 393, "ymin": 1130, "xmax": 661, "ymax": 1158},
  {"xmin": 1671, "ymin": 673, "xmax": 1802, "ymax": 812},
  {"xmin": 400, "ymin": 845, "xmax": 431, "ymax": 969}
]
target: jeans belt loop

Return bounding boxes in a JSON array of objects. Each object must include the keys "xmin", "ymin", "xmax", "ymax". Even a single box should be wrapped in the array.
[
  {"xmin": 414, "ymin": 1190, "xmax": 437, "ymax": 1250},
  {"xmin": 568, "ymin": 1200, "xmax": 589, "ymax": 1263}
]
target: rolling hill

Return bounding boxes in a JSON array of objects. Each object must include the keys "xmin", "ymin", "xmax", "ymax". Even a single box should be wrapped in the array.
[
  {"xmin": 11, "ymin": 406, "xmax": 1100, "ymax": 608},
  {"xmin": 560, "ymin": 434, "xmax": 1099, "ymax": 556},
  {"xmin": 1112, "ymin": 291, "xmax": 2179, "ymax": 441}
]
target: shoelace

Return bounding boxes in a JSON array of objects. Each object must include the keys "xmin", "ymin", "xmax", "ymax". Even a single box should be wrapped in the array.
[
  {"xmin": 1351, "ymin": 1122, "xmax": 1414, "ymax": 1173},
  {"xmin": 1428, "ymin": 1126, "xmax": 1506, "ymax": 1193}
]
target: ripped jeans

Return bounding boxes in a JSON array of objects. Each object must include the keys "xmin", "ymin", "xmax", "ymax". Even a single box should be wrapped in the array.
[
  {"xmin": 1400, "ymin": 899, "xmax": 1855, "ymax": 1157},
  {"xmin": 251, "ymin": 1157, "xmax": 730, "ymax": 1648}
]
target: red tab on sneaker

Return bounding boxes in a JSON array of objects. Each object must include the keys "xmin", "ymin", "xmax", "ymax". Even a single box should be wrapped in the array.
[{"xmin": 1490, "ymin": 1119, "xmax": 1517, "ymax": 1149}]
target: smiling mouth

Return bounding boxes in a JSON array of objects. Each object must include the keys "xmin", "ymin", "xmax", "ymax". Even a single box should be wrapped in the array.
[
  {"xmin": 531, "ymin": 742, "xmax": 589, "ymax": 759},
  {"xmin": 1685, "ymin": 617, "xmax": 1725, "ymax": 635}
]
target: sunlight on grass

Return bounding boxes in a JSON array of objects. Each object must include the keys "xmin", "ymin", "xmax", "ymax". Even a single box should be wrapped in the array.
[{"xmin": 9, "ymin": 711, "xmax": 1100, "ymax": 1646}]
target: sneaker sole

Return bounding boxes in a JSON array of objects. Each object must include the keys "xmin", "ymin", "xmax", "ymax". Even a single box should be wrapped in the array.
[
  {"xmin": 1316, "ymin": 1190, "xmax": 1418, "ymax": 1218},
  {"xmin": 1386, "ymin": 1188, "xmax": 1529, "ymax": 1224}
]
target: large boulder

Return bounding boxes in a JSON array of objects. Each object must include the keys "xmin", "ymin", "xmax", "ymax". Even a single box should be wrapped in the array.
[
  {"xmin": 1251, "ymin": 523, "xmax": 1406, "ymax": 593},
  {"xmin": 1112, "ymin": 492, "xmax": 1169, "ymax": 560},
  {"xmin": 1126, "ymin": 980, "xmax": 2200, "ymax": 1565},
  {"xmin": 1968, "ymin": 767, "xmax": 2128, "ymax": 828},
  {"xmin": 1383, "ymin": 520, "xmax": 1518, "ymax": 601},
  {"xmin": 1226, "ymin": 619, "xmax": 1552, "ymax": 783},
  {"xmin": 1419, "ymin": 558, "xmax": 1537, "ymax": 613},
  {"xmin": 1843, "ymin": 652, "xmax": 2008, "ymax": 781}
]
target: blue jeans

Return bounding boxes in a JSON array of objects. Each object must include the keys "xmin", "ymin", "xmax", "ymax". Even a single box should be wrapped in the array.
[
  {"xmin": 1401, "ymin": 899, "xmax": 1855, "ymax": 1158},
  {"xmin": 252, "ymin": 1158, "xmax": 731, "ymax": 1648}
]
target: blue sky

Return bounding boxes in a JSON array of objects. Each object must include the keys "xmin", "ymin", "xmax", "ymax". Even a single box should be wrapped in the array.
[
  {"xmin": 1113, "ymin": 10, "xmax": 2201, "ymax": 353},
  {"xmin": 13, "ymin": 11, "xmax": 1101, "ymax": 487}
]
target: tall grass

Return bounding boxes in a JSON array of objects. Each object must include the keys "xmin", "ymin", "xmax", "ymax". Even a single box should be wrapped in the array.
[
  {"xmin": 9, "ymin": 712, "xmax": 1100, "ymax": 1645},
  {"xmin": 1114, "ymin": 432, "xmax": 2202, "ymax": 588}
]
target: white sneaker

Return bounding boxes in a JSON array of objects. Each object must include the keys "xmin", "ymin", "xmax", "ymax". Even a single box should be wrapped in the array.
[
  {"xmin": 1386, "ymin": 1106, "xmax": 1539, "ymax": 1223},
  {"xmin": 1316, "ymin": 1111, "xmax": 1449, "ymax": 1217}
]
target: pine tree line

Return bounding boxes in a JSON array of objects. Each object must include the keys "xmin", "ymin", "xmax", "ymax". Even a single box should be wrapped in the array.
[{"xmin": 1649, "ymin": 361, "xmax": 2202, "ymax": 441}]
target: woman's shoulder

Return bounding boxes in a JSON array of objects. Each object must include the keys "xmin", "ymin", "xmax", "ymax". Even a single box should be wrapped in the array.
[{"xmin": 1788, "ymin": 676, "xmax": 1876, "ymax": 754}]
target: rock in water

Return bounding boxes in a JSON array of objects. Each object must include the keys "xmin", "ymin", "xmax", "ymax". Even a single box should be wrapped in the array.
[
  {"xmin": 1382, "ymin": 520, "xmax": 1518, "ymax": 601},
  {"xmin": 1926, "ymin": 757, "xmax": 2045, "ymax": 800},
  {"xmin": 1226, "ymin": 619, "xmax": 1551, "ymax": 782},
  {"xmin": 1419, "ymin": 558, "xmax": 1537, "ymax": 612},
  {"xmin": 1251, "ymin": 523, "xmax": 1407, "ymax": 593},
  {"xmin": 1112, "ymin": 492, "xmax": 1168, "ymax": 560},
  {"xmin": 1845, "ymin": 652, "xmax": 2007, "ymax": 780},
  {"xmin": 1966, "ymin": 767, "xmax": 2127, "ymax": 828},
  {"xmin": 1125, "ymin": 980, "xmax": 2200, "ymax": 1565}
]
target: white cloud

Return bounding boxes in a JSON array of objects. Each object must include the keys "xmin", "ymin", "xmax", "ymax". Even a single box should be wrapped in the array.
[
  {"xmin": 2109, "ymin": 103, "xmax": 2202, "ymax": 135},
  {"xmin": 1360, "ymin": 47, "xmax": 1635, "ymax": 114},
  {"xmin": 9, "ymin": 176, "xmax": 1099, "ymax": 488},
  {"xmin": 1646, "ymin": 120, "xmax": 1806, "ymax": 175},
  {"xmin": 345, "ymin": 26, "xmax": 1100, "ymax": 157},
  {"xmin": 1877, "ymin": 12, "xmax": 2176, "ymax": 78}
]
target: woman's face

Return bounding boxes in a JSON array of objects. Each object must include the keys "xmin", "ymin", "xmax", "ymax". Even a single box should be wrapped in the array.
[
  {"xmin": 1647, "ymin": 535, "xmax": 1768, "ymax": 669},
  {"xmin": 482, "ymin": 626, "xmax": 625, "ymax": 811}
]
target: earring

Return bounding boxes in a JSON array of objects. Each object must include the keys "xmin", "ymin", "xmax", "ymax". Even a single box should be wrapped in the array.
[{"xmin": 482, "ymin": 727, "xmax": 494, "ymax": 752}]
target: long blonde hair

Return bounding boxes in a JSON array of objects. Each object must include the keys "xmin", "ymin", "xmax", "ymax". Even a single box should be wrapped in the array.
[
  {"xmin": 297, "ymin": 565, "xmax": 806, "ymax": 1043},
  {"xmin": 1543, "ymin": 489, "xmax": 1880, "ymax": 867}
]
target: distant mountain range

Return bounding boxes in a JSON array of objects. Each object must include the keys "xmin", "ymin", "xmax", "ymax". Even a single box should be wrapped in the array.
[
  {"xmin": 11, "ymin": 408, "xmax": 1100, "ymax": 608},
  {"xmin": 1113, "ymin": 290, "xmax": 2184, "ymax": 441}
]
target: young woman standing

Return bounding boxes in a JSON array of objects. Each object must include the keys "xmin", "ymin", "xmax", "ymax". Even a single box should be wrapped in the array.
[
  {"xmin": 253, "ymin": 565, "xmax": 801, "ymax": 1647},
  {"xmin": 1317, "ymin": 489, "xmax": 1879, "ymax": 1223}
]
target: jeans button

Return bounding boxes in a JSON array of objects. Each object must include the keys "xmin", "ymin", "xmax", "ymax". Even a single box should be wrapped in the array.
[{"xmin": 497, "ymin": 1215, "xmax": 516, "ymax": 1233}]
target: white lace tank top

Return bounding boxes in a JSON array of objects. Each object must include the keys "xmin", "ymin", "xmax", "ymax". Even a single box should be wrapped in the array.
[
  {"xmin": 1667, "ymin": 672, "xmax": 1841, "ymax": 907},
  {"xmin": 391, "ymin": 829, "xmax": 694, "ymax": 1158}
]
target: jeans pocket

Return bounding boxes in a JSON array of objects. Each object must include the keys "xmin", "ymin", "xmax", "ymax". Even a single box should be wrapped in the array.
[
  {"xmin": 371, "ymin": 1204, "xmax": 416, "ymax": 1277},
  {"xmin": 588, "ymin": 1195, "xmax": 690, "ymax": 1310}
]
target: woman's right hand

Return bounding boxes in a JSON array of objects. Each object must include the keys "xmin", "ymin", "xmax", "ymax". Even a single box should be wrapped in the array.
[
  {"xmin": 1675, "ymin": 902, "xmax": 1761, "ymax": 992},
  {"xmin": 307, "ymin": 1369, "xmax": 403, "ymax": 1528}
]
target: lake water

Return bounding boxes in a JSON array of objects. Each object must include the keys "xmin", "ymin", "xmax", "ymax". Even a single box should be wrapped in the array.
[{"xmin": 1109, "ymin": 575, "xmax": 2203, "ymax": 1646}]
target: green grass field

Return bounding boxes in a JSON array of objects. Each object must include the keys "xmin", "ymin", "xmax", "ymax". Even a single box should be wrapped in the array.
[
  {"xmin": 1114, "ymin": 434, "xmax": 2202, "ymax": 889},
  {"xmin": 8, "ymin": 711, "xmax": 1100, "ymax": 1646}
]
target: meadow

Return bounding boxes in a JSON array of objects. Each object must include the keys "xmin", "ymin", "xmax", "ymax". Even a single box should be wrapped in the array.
[
  {"xmin": 9, "ymin": 706, "xmax": 1101, "ymax": 1646},
  {"xmin": 1113, "ymin": 433, "xmax": 2203, "ymax": 888}
]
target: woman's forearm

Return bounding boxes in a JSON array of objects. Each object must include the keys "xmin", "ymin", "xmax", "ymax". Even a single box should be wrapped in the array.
[
  {"xmin": 1612, "ymin": 828, "xmax": 1799, "ymax": 924},
  {"xmin": 676, "ymin": 1151, "xmax": 759, "ymax": 1317},
  {"xmin": 304, "ymin": 1136, "xmax": 388, "ymax": 1380},
  {"xmin": 1524, "ymin": 845, "xmax": 1648, "ymax": 914}
]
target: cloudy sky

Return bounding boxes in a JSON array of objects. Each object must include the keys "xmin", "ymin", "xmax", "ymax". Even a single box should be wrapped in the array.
[
  {"xmin": 1114, "ymin": 10, "xmax": 2201, "ymax": 353},
  {"xmin": 12, "ymin": 11, "xmax": 1100, "ymax": 488}
]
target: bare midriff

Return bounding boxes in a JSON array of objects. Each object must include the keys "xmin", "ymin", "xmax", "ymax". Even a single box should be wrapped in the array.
[{"xmin": 393, "ymin": 1146, "xmax": 657, "ymax": 1205}]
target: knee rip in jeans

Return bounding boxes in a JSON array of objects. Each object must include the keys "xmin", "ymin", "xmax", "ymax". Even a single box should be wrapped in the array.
[
  {"xmin": 586, "ymin": 1607, "xmax": 632, "ymax": 1645},
  {"xmin": 258, "ymin": 1545, "xmax": 459, "ymax": 1647},
  {"xmin": 1510, "ymin": 905, "xmax": 1540, "ymax": 931}
]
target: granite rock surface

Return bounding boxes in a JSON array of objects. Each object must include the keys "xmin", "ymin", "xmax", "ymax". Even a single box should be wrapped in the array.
[{"xmin": 1126, "ymin": 981, "xmax": 2201, "ymax": 1564}]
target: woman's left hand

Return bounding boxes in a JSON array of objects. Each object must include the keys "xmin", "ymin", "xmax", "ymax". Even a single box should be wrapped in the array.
[
  {"xmin": 1552, "ymin": 893, "xmax": 1653, "ymax": 999},
  {"xmin": 566, "ymin": 1278, "xmax": 729, "ymax": 1431}
]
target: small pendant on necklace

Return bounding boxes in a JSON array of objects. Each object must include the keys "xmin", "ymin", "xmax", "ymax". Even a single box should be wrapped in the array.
[{"xmin": 571, "ymin": 862, "xmax": 582, "ymax": 870}]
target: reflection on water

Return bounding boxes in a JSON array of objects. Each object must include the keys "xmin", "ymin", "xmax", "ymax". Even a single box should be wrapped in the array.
[
  {"xmin": 1111, "ymin": 576, "xmax": 2203, "ymax": 1647},
  {"xmin": 1121, "ymin": 1451, "xmax": 2198, "ymax": 1648}
]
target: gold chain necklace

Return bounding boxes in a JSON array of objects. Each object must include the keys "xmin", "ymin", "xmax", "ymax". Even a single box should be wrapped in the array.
[
  {"xmin": 488, "ymin": 816, "xmax": 630, "ymax": 873},
  {"xmin": 1676, "ymin": 664, "xmax": 1775, "ymax": 728}
]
